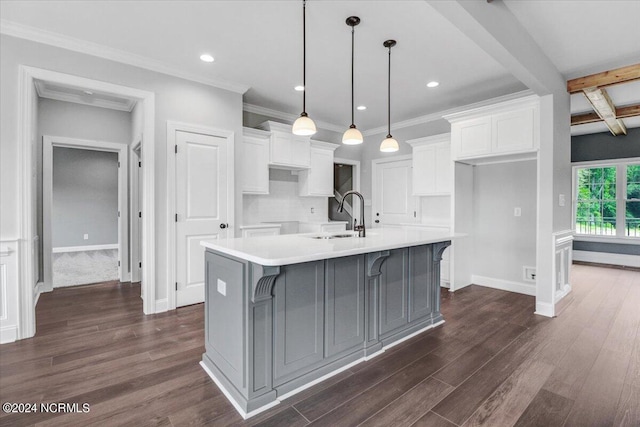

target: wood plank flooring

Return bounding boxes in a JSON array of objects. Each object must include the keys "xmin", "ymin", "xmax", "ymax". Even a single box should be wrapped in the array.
[{"xmin": 1, "ymin": 264, "xmax": 638, "ymax": 426}]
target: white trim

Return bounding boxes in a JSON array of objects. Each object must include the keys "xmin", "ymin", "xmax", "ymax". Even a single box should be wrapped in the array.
[
  {"xmin": 243, "ymin": 103, "xmax": 343, "ymax": 133},
  {"xmin": 34, "ymin": 80, "xmax": 136, "ymax": 112},
  {"xmin": 0, "ymin": 327, "xmax": 18, "ymax": 344},
  {"xmin": 471, "ymin": 275, "xmax": 536, "ymax": 296},
  {"xmin": 43, "ymin": 136, "xmax": 129, "ymax": 287},
  {"xmin": 1, "ymin": 19, "xmax": 248, "ymax": 94},
  {"xmin": 155, "ymin": 298, "xmax": 168, "ymax": 313},
  {"xmin": 130, "ymin": 137, "xmax": 142, "ymax": 283},
  {"xmin": 17, "ymin": 66, "xmax": 156, "ymax": 341},
  {"xmin": 364, "ymin": 90, "xmax": 535, "ymax": 136},
  {"xmin": 571, "ymin": 157, "xmax": 640, "ymax": 167},
  {"xmin": 534, "ymin": 301, "xmax": 554, "ymax": 318},
  {"xmin": 34, "ymin": 282, "xmax": 45, "ymax": 306},
  {"xmin": 199, "ymin": 361, "xmax": 280, "ymax": 420},
  {"xmin": 52, "ymin": 244, "xmax": 119, "ymax": 253},
  {"xmin": 166, "ymin": 121, "xmax": 235, "ymax": 311},
  {"xmin": 573, "ymin": 250, "xmax": 640, "ymax": 268}
]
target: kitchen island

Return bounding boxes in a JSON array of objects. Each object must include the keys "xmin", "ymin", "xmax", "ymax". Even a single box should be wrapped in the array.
[{"xmin": 200, "ymin": 228, "xmax": 454, "ymax": 418}]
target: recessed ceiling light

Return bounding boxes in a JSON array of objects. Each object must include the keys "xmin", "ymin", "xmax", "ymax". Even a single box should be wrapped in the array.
[
  {"xmin": 83, "ymin": 90, "xmax": 94, "ymax": 95},
  {"xmin": 357, "ymin": 105, "xmax": 367, "ymax": 110},
  {"xmin": 200, "ymin": 54, "xmax": 214, "ymax": 63},
  {"xmin": 427, "ymin": 81, "xmax": 440, "ymax": 88},
  {"xmin": 294, "ymin": 85, "xmax": 305, "ymax": 91}
]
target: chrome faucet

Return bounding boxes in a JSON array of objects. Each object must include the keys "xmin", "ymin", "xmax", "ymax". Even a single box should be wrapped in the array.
[{"xmin": 337, "ymin": 190, "xmax": 366, "ymax": 237}]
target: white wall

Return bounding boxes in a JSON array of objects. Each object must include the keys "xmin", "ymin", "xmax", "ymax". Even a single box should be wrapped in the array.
[
  {"xmin": 52, "ymin": 147, "xmax": 118, "ymax": 247},
  {"xmin": 243, "ymin": 169, "xmax": 329, "ymax": 226},
  {"xmin": 0, "ymin": 34, "xmax": 243, "ymax": 305},
  {"xmin": 472, "ymin": 160, "xmax": 537, "ymax": 285}
]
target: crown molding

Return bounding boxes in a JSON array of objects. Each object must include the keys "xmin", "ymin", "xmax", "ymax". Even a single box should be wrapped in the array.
[
  {"xmin": 242, "ymin": 103, "xmax": 344, "ymax": 133},
  {"xmin": 0, "ymin": 19, "xmax": 250, "ymax": 94},
  {"xmin": 362, "ymin": 89, "xmax": 536, "ymax": 136}
]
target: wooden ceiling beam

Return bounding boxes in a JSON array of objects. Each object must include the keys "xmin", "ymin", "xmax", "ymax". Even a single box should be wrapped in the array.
[
  {"xmin": 582, "ymin": 87, "xmax": 627, "ymax": 135},
  {"xmin": 571, "ymin": 103, "xmax": 640, "ymax": 126},
  {"xmin": 567, "ymin": 63, "xmax": 640, "ymax": 94}
]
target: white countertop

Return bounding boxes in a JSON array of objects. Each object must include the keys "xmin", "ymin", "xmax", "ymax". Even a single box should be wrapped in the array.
[{"xmin": 201, "ymin": 228, "xmax": 459, "ymax": 266}]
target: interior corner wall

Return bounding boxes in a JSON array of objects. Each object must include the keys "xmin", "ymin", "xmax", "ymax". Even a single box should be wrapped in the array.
[
  {"xmin": 552, "ymin": 91, "xmax": 572, "ymax": 233},
  {"xmin": 1, "ymin": 34, "xmax": 243, "ymax": 305},
  {"xmin": 472, "ymin": 160, "xmax": 537, "ymax": 284},
  {"xmin": 52, "ymin": 147, "xmax": 119, "ymax": 247}
]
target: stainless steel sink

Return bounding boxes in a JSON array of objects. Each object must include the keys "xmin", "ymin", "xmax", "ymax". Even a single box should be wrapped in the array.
[{"xmin": 309, "ymin": 233, "xmax": 356, "ymax": 239}]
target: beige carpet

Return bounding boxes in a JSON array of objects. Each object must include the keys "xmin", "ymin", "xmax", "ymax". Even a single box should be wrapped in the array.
[{"xmin": 52, "ymin": 249, "xmax": 119, "ymax": 287}]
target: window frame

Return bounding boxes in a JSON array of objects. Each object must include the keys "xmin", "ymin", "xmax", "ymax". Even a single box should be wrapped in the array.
[{"xmin": 572, "ymin": 157, "xmax": 640, "ymax": 244}]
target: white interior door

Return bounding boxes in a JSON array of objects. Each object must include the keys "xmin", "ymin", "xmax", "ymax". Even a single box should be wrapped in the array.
[
  {"xmin": 373, "ymin": 159, "xmax": 419, "ymax": 226},
  {"xmin": 176, "ymin": 131, "xmax": 229, "ymax": 307}
]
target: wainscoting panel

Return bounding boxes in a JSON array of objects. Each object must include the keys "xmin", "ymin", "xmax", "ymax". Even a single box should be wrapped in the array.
[{"xmin": 0, "ymin": 240, "xmax": 19, "ymax": 343}]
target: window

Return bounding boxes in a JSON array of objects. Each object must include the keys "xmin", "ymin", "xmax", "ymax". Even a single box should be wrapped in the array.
[{"xmin": 573, "ymin": 160, "xmax": 640, "ymax": 239}]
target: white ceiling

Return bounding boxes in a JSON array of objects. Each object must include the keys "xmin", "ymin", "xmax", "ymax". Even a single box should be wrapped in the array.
[{"xmin": 2, "ymin": 1, "xmax": 639, "ymax": 135}]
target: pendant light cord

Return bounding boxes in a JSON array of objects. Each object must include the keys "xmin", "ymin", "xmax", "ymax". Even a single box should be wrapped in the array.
[
  {"xmin": 302, "ymin": 0, "xmax": 307, "ymax": 116},
  {"xmin": 387, "ymin": 45, "xmax": 392, "ymax": 138},
  {"xmin": 351, "ymin": 25, "xmax": 355, "ymax": 127}
]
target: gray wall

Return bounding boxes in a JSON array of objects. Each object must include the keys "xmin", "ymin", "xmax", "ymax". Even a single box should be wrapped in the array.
[
  {"xmin": 572, "ymin": 127, "xmax": 640, "ymax": 162},
  {"xmin": 52, "ymin": 147, "xmax": 118, "ymax": 247},
  {"xmin": 1, "ymin": 34, "xmax": 243, "ymax": 302},
  {"xmin": 572, "ymin": 128, "xmax": 640, "ymax": 255},
  {"xmin": 472, "ymin": 160, "xmax": 537, "ymax": 284}
]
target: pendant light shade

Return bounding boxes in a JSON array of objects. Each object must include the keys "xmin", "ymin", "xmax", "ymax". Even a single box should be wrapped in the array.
[
  {"xmin": 293, "ymin": 0, "xmax": 317, "ymax": 136},
  {"xmin": 342, "ymin": 16, "xmax": 363, "ymax": 145},
  {"xmin": 380, "ymin": 39, "xmax": 399, "ymax": 153}
]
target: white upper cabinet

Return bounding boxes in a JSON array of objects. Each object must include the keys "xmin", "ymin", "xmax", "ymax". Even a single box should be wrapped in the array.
[
  {"xmin": 258, "ymin": 121, "xmax": 310, "ymax": 169},
  {"xmin": 241, "ymin": 127, "xmax": 270, "ymax": 194},
  {"xmin": 446, "ymin": 95, "xmax": 539, "ymax": 162},
  {"xmin": 299, "ymin": 140, "xmax": 337, "ymax": 197},
  {"xmin": 407, "ymin": 133, "xmax": 451, "ymax": 196}
]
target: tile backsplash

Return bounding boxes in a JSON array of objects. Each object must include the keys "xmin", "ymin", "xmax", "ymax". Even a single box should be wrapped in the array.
[{"xmin": 243, "ymin": 169, "xmax": 329, "ymax": 225}]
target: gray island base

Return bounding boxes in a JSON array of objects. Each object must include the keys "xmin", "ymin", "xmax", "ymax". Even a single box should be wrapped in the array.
[{"xmin": 200, "ymin": 229, "xmax": 453, "ymax": 419}]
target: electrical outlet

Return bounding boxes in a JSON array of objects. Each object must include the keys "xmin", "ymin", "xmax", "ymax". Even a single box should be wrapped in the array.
[
  {"xmin": 83, "ymin": 234, "xmax": 89, "ymax": 240},
  {"xmin": 514, "ymin": 207, "xmax": 521, "ymax": 217},
  {"xmin": 217, "ymin": 279, "xmax": 226, "ymax": 296},
  {"xmin": 311, "ymin": 207, "xmax": 315, "ymax": 214},
  {"xmin": 559, "ymin": 194, "xmax": 566, "ymax": 207},
  {"xmin": 523, "ymin": 266, "xmax": 536, "ymax": 282}
]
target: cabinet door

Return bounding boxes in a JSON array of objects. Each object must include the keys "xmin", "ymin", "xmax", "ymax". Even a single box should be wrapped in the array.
[
  {"xmin": 434, "ymin": 143, "xmax": 451, "ymax": 194},
  {"xmin": 273, "ymin": 261, "xmax": 324, "ymax": 385},
  {"xmin": 492, "ymin": 107, "xmax": 535, "ymax": 154},
  {"xmin": 307, "ymin": 147, "xmax": 333, "ymax": 196},
  {"xmin": 379, "ymin": 248, "xmax": 408, "ymax": 335},
  {"xmin": 325, "ymin": 255, "xmax": 365, "ymax": 357},
  {"xmin": 408, "ymin": 245, "xmax": 434, "ymax": 322},
  {"xmin": 270, "ymin": 132, "xmax": 292, "ymax": 166},
  {"xmin": 412, "ymin": 145, "xmax": 436, "ymax": 195},
  {"xmin": 291, "ymin": 136, "xmax": 311, "ymax": 168},
  {"xmin": 242, "ymin": 136, "xmax": 269, "ymax": 194},
  {"xmin": 452, "ymin": 117, "xmax": 491, "ymax": 159}
]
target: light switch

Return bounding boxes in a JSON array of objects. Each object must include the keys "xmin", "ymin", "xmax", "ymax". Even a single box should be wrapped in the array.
[
  {"xmin": 217, "ymin": 279, "xmax": 226, "ymax": 296},
  {"xmin": 559, "ymin": 194, "xmax": 566, "ymax": 207},
  {"xmin": 83, "ymin": 234, "xmax": 89, "ymax": 240},
  {"xmin": 514, "ymin": 207, "xmax": 521, "ymax": 217}
]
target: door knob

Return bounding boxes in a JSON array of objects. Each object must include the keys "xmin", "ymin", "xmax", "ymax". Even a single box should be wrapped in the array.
[{"xmin": 220, "ymin": 223, "xmax": 228, "ymax": 229}]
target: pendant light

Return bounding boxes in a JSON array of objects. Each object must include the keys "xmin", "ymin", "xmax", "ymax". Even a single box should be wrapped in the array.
[
  {"xmin": 380, "ymin": 39, "xmax": 399, "ymax": 153},
  {"xmin": 292, "ymin": 0, "xmax": 317, "ymax": 136},
  {"xmin": 342, "ymin": 16, "xmax": 363, "ymax": 145}
]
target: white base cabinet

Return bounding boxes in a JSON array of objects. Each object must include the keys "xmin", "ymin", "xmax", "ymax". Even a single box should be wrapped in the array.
[{"xmin": 407, "ymin": 133, "xmax": 451, "ymax": 196}]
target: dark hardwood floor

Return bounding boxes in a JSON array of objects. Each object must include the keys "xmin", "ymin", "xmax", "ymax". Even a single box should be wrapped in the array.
[{"xmin": 1, "ymin": 264, "xmax": 638, "ymax": 426}]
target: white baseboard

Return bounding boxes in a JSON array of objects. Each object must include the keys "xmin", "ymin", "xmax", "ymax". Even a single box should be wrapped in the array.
[
  {"xmin": 471, "ymin": 275, "xmax": 536, "ymax": 296},
  {"xmin": 52, "ymin": 244, "xmax": 118, "ymax": 253},
  {"xmin": 573, "ymin": 250, "xmax": 640, "ymax": 268},
  {"xmin": 155, "ymin": 298, "xmax": 168, "ymax": 313},
  {"xmin": 535, "ymin": 301, "xmax": 554, "ymax": 318},
  {"xmin": 0, "ymin": 325, "xmax": 18, "ymax": 344},
  {"xmin": 34, "ymin": 281, "xmax": 45, "ymax": 305}
]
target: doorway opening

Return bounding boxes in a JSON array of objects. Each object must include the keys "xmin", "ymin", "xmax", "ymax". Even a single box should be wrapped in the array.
[
  {"xmin": 48, "ymin": 145, "xmax": 123, "ymax": 287},
  {"xmin": 330, "ymin": 163, "xmax": 354, "ymax": 229}
]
